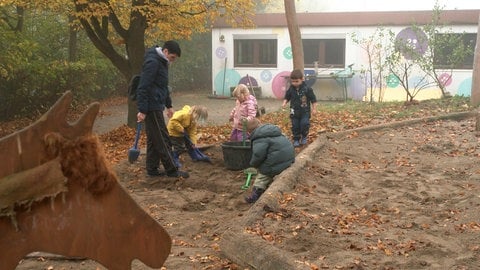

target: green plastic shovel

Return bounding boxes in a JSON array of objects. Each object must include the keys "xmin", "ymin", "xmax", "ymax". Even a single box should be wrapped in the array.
[{"xmin": 241, "ymin": 167, "xmax": 257, "ymax": 190}]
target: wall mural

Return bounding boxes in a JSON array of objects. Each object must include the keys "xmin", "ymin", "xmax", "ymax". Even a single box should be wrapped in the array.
[
  {"xmin": 408, "ymin": 76, "xmax": 425, "ymax": 89},
  {"xmin": 260, "ymin": 70, "xmax": 273, "ymax": 82},
  {"xmin": 214, "ymin": 69, "xmax": 241, "ymax": 96},
  {"xmin": 395, "ymin": 27, "xmax": 428, "ymax": 60},
  {"xmin": 283, "ymin": 47, "xmax": 293, "ymax": 59},
  {"xmin": 212, "ymin": 27, "xmax": 472, "ymax": 99},
  {"xmin": 457, "ymin": 77, "xmax": 472, "ymax": 97},
  {"xmin": 438, "ymin": 73, "xmax": 452, "ymax": 87},
  {"xmin": 388, "ymin": 26, "xmax": 471, "ymax": 97},
  {"xmin": 271, "ymin": 71, "xmax": 291, "ymax": 99},
  {"xmin": 215, "ymin": 47, "xmax": 227, "ymax": 59},
  {"xmin": 239, "ymin": 75, "xmax": 259, "ymax": 87},
  {"xmin": 386, "ymin": 74, "xmax": 400, "ymax": 88}
]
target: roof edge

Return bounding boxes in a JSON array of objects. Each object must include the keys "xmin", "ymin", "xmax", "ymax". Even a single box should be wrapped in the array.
[{"xmin": 213, "ymin": 10, "xmax": 480, "ymax": 28}]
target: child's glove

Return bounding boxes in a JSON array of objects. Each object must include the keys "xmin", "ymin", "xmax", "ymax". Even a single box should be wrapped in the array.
[
  {"xmin": 183, "ymin": 132, "xmax": 195, "ymax": 148},
  {"xmin": 183, "ymin": 131, "xmax": 189, "ymax": 141}
]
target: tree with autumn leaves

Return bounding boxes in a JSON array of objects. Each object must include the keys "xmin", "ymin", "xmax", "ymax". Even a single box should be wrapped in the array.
[
  {"xmin": 1, "ymin": 0, "xmax": 262, "ymax": 79},
  {"xmin": 0, "ymin": 0, "xmax": 266, "ymax": 125}
]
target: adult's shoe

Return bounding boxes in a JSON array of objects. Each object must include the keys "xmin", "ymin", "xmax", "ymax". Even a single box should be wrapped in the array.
[
  {"xmin": 167, "ymin": 170, "xmax": 189, "ymax": 178},
  {"xmin": 147, "ymin": 170, "xmax": 166, "ymax": 177}
]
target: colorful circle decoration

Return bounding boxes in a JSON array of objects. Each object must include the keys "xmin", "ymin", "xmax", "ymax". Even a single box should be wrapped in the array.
[
  {"xmin": 438, "ymin": 73, "xmax": 452, "ymax": 87},
  {"xmin": 271, "ymin": 71, "xmax": 291, "ymax": 99},
  {"xmin": 215, "ymin": 47, "xmax": 227, "ymax": 59},
  {"xmin": 457, "ymin": 77, "xmax": 472, "ymax": 97},
  {"xmin": 304, "ymin": 70, "xmax": 316, "ymax": 88},
  {"xmin": 213, "ymin": 69, "xmax": 241, "ymax": 96},
  {"xmin": 395, "ymin": 27, "xmax": 428, "ymax": 60},
  {"xmin": 386, "ymin": 74, "xmax": 400, "ymax": 88},
  {"xmin": 408, "ymin": 76, "xmax": 424, "ymax": 88},
  {"xmin": 260, "ymin": 70, "xmax": 273, "ymax": 82},
  {"xmin": 283, "ymin": 47, "xmax": 293, "ymax": 59},
  {"xmin": 239, "ymin": 75, "xmax": 258, "ymax": 87}
]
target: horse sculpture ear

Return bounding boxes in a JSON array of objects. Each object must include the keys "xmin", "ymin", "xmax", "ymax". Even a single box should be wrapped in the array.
[{"xmin": 0, "ymin": 91, "xmax": 171, "ymax": 270}]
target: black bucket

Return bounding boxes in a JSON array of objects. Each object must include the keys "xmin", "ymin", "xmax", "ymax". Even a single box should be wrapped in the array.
[{"xmin": 221, "ymin": 141, "xmax": 252, "ymax": 170}]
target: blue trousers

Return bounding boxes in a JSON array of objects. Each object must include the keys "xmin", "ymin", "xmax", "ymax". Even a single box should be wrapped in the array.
[{"xmin": 290, "ymin": 114, "xmax": 310, "ymax": 141}]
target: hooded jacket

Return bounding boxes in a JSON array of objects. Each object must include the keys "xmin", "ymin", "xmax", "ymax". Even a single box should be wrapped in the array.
[
  {"xmin": 136, "ymin": 46, "xmax": 172, "ymax": 113},
  {"xmin": 167, "ymin": 105, "xmax": 199, "ymax": 144},
  {"xmin": 249, "ymin": 124, "xmax": 295, "ymax": 176},
  {"xmin": 229, "ymin": 94, "xmax": 257, "ymax": 130}
]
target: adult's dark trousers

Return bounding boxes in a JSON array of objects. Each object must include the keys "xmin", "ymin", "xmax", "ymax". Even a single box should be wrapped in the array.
[
  {"xmin": 290, "ymin": 114, "xmax": 310, "ymax": 141},
  {"xmin": 144, "ymin": 110, "xmax": 177, "ymax": 173}
]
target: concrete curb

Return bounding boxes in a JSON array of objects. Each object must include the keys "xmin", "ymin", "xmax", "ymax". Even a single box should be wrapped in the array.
[{"xmin": 219, "ymin": 111, "xmax": 478, "ymax": 269}]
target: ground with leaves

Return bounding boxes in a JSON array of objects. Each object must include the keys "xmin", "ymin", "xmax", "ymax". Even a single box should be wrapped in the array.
[
  {"xmin": 250, "ymin": 117, "xmax": 480, "ymax": 269},
  {"xmin": 8, "ymin": 93, "xmax": 480, "ymax": 269}
]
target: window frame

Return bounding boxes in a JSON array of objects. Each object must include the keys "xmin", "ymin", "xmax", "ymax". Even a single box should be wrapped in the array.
[
  {"xmin": 302, "ymin": 38, "xmax": 346, "ymax": 68},
  {"xmin": 233, "ymin": 37, "xmax": 277, "ymax": 68},
  {"xmin": 433, "ymin": 33, "xmax": 476, "ymax": 70}
]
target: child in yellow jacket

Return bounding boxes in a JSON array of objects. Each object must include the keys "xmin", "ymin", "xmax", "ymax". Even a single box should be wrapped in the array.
[{"xmin": 167, "ymin": 105, "xmax": 208, "ymax": 167}]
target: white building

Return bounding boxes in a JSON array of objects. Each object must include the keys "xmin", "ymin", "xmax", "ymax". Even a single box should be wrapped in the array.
[{"xmin": 211, "ymin": 3, "xmax": 479, "ymax": 101}]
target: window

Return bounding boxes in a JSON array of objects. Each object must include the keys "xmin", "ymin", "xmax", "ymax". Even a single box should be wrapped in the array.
[
  {"xmin": 234, "ymin": 39, "xmax": 277, "ymax": 67},
  {"xmin": 303, "ymin": 39, "xmax": 346, "ymax": 68},
  {"xmin": 434, "ymin": 33, "xmax": 476, "ymax": 69}
]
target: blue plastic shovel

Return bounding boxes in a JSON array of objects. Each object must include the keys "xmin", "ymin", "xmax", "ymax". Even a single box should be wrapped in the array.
[{"xmin": 128, "ymin": 122, "xmax": 142, "ymax": 163}]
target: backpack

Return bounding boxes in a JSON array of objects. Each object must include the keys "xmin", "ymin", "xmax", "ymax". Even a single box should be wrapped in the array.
[{"xmin": 128, "ymin": 75, "xmax": 141, "ymax": 101}]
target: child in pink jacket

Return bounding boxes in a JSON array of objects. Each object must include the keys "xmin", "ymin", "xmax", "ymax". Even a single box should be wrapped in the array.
[{"xmin": 229, "ymin": 84, "xmax": 258, "ymax": 141}]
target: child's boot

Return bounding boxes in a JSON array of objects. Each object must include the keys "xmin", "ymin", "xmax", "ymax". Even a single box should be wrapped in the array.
[
  {"xmin": 172, "ymin": 151, "xmax": 182, "ymax": 168},
  {"xmin": 245, "ymin": 187, "xmax": 265, "ymax": 203},
  {"xmin": 301, "ymin": 137, "xmax": 307, "ymax": 145},
  {"xmin": 293, "ymin": 140, "xmax": 300, "ymax": 147}
]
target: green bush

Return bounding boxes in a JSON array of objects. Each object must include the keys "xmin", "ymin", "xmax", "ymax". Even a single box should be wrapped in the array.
[
  {"xmin": 0, "ymin": 59, "xmax": 120, "ymax": 121},
  {"xmin": 0, "ymin": 9, "xmax": 122, "ymax": 121}
]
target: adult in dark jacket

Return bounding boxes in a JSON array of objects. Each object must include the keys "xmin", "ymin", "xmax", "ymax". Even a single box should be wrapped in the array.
[
  {"xmin": 136, "ymin": 40, "xmax": 189, "ymax": 178},
  {"xmin": 245, "ymin": 118, "xmax": 295, "ymax": 203}
]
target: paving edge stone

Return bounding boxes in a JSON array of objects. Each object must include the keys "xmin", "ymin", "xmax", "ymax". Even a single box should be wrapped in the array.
[{"xmin": 219, "ymin": 111, "xmax": 478, "ymax": 270}]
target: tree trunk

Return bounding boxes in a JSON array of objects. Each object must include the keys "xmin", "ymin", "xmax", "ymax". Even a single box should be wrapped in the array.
[
  {"xmin": 125, "ymin": 9, "xmax": 148, "ymax": 128},
  {"xmin": 15, "ymin": 6, "xmax": 24, "ymax": 32},
  {"xmin": 74, "ymin": 0, "xmax": 147, "ymax": 128},
  {"xmin": 471, "ymin": 14, "xmax": 480, "ymax": 107},
  {"xmin": 284, "ymin": 0, "xmax": 304, "ymax": 72},
  {"xmin": 68, "ymin": 15, "xmax": 77, "ymax": 62}
]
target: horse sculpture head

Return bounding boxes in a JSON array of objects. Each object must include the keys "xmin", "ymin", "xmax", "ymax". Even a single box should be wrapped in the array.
[{"xmin": 0, "ymin": 91, "xmax": 171, "ymax": 269}]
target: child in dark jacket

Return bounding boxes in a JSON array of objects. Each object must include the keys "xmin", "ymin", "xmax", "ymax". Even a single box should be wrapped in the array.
[
  {"xmin": 282, "ymin": 69, "xmax": 317, "ymax": 147},
  {"xmin": 244, "ymin": 118, "xmax": 295, "ymax": 203}
]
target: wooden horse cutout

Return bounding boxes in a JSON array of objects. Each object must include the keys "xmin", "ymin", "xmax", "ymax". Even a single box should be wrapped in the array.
[{"xmin": 0, "ymin": 91, "xmax": 171, "ymax": 269}]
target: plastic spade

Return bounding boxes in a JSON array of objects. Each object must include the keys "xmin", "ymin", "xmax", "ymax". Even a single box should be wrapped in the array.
[
  {"xmin": 128, "ymin": 122, "xmax": 142, "ymax": 163},
  {"xmin": 241, "ymin": 167, "xmax": 257, "ymax": 190}
]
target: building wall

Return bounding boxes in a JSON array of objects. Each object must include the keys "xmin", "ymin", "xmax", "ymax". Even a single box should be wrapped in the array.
[{"xmin": 212, "ymin": 24, "xmax": 477, "ymax": 101}]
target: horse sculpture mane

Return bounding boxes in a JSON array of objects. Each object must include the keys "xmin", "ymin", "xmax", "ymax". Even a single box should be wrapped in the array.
[
  {"xmin": 0, "ymin": 91, "xmax": 171, "ymax": 269},
  {"xmin": 43, "ymin": 132, "xmax": 116, "ymax": 194}
]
